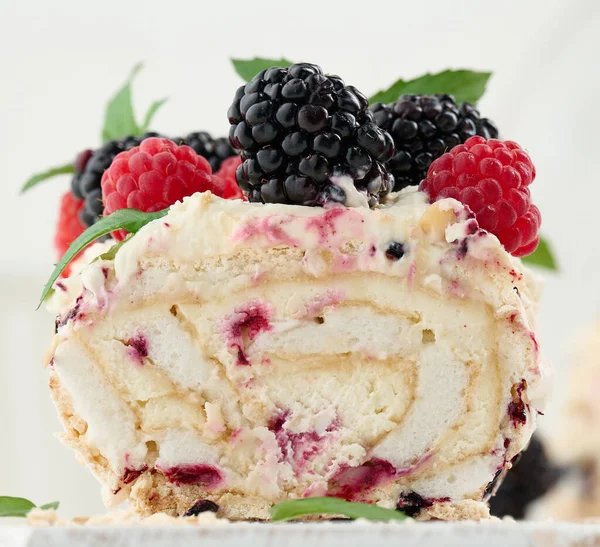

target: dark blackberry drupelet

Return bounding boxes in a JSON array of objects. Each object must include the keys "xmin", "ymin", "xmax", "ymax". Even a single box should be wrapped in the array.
[
  {"xmin": 70, "ymin": 149, "xmax": 94, "ymax": 200},
  {"xmin": 396, "ymin": 492, "xmax": 434, "ymax": 517},
  {"xmin": 227, "ymin": 62, "xmax": 395, "ymax": 207},
  {"xmin": 176, "ymin": 132, "xmax": 239, "ymax": 173},
  {"xmin": 71, "ymin": 133, "xmax": 162, "ymax": 227},
  {"xmin": 370, "ymin": 95, "xmax": 499, "ymax": 191},
  {"xmin": 489, "ymin": 435, "xmax": 562, "ymax": 519},
  {"xmin": 183, "ymin": 499, "xmax": 219, "ymax": 516}
]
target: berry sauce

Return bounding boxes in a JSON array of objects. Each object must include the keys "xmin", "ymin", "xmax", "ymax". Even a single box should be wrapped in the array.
[
  {"xmin": 121, "ymin": 465, "xmax": 148, "ymax": 485},
  {"xmin": 457, "ymin": 239, "xmax": 469, "ymax": 259},
  {"xmin": 326, "ymin": 459, "xmax": 397, "ymax": 501},
  {"xmin": 326, "ymin": 452, "xmax": 434, "ymax": 502},
  {"xmin": 127, "ymin": 333, "xmax": 148, "ymax": 365},
  {"xmin": 507, "ymin": 379, "xmax": 528, "ymax": 425},
  {"xmin": 158, "ymin": 464, "xmax": 224, "ymax": 487},
  {"xmin": 306, "ymin": 208, "xmax": 346, "ymax": 244},
  {"xmin": 57, "ymin": 295, "xmax": 84, "ymax": 328},
  {"xmin": 302, "ymin": 289, "xmax": 344, "ymax": 319},
  {"xmin": 268, "ymin": 410, "xmax": 339, "ymax": 472},
  {"xmin": 233, "ymin": 215, "xmax": 300, "ymax": 247},
  {"xmin": 222, "ymin": 300, "xmax": 273, "ymax": 366},
  {"xmin": 306, "ymin": 207, "xmax": 364, "ymax": 247}
]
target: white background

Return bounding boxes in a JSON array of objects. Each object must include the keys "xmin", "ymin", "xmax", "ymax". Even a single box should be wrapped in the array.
[{"xmin": 0, "ymin": 0, "xmax": 598, "ymax": 518}]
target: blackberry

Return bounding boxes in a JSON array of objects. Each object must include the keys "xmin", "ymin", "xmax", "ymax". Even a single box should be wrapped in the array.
[
  {"xmin": 396, "ymin": 492, "xmax": 434, "ymax": 517},
  {"xmin": 227, "ymin": 62, "xmax": 395, "ymax": 207},
  {"xmin": 70, "ymin": 149, "xmax": 93, "ymax": 200},
  {"xmin": 489, "ymin": 435, "xmax": 562, "ymax": 519},
  {"xmin": 71, "ymin": 133, "xmax": 162, "ymax": 227},
  {"xmin": 184, "ymin": 499, "xmax": 219, "ymax": 516},
  {"xmin": 370, "ymin": 94, "xmax": 499, "ymax": 191},
  {"xmin": 177, "ymin": 132, "xmax": 238, "ymax": 172}
]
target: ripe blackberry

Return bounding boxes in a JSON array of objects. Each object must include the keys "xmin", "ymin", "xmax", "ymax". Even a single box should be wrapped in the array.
[
  {"xmin": 371, "ymin": 95, "xmax": 498, "ymax": 191},
  {"xmin": 70, "ymin": 149, "xmax": 93, "ymax": 200},
  {"xmin": 184, "ymin": 499, "xmax": 219, "ymax": 517},
  {"xmin": 177, "ymin": 131, "xmax": 239, "ymax": 173},
  {"xmin": 71, "ymin": 133, "xmax": 162, "ymax": 227},
  {"xmin": 227, "ymin": 62, "xmax": 395, "ymax": 207},
  {"xmin": 489, "ymin": 436, "xmax": 562, "ymax": 519}
]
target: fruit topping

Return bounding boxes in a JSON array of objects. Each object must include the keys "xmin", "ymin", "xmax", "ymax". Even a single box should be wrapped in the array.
[
  {"xmin": 420, "ymin": 136, "xmax": 540, "ymax": 257},
  {"xmin": 228, "ymin": 62, "xmax": 395, "ymax": 207}
]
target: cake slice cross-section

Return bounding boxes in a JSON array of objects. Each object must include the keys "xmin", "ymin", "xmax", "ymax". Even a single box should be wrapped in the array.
[{"xmin": 45, "ymin": 188, "xmax": 548, "ymax": 520}]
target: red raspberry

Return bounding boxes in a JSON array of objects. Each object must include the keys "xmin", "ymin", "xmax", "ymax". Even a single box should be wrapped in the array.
[
  {"xmin": 419, "ymin": 136, "xmax": 540, "ymax": 257},
  {"xmin": 54, "ymin": 191, "xmax": 86, "ymax": 276},
  {"xmin": 101, "ymin": 138, "xmax": 229, "ymax": 240},
  {"xmin": 213, "ymin": 156, "xmax": 245, "ymax": 200}
]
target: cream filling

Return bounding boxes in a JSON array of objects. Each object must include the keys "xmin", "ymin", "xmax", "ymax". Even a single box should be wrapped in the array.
[
  {"xmin": 53, "ymin": 338, "xmax": 147, "ymax": 473},
  {"xmin": 52, "ymin": 274, "xmax": 520, "ymax": 501}
]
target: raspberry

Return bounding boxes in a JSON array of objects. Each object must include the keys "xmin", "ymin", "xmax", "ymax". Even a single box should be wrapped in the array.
[
  {"xmin": 228, "ymin": 62, "xmax": 394, "ymax": 207},
  {"xmin": 54, "ymin": 191, "xmax": 86, "ymax": 276},
  {"xmin": 213, "ymin": 156, "xmax": 244, "ymax": 200},
  {"xmin": 71, "ymin": 134, "xmax": 162, "ymax": 227},
  {"xmin": 101, "ymin": 137, "xmax": 223, "ymax": 240},
  {"xmin": 419, "ymin": 136, "xmax": 540, "ymax": 257},
  {"xmin": 371, "ymin": 95, "xmax": 498, "ymax": 191}
]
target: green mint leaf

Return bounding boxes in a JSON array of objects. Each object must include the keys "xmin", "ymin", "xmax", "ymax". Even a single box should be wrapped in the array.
[
  {"xmin": 0, "ymin": 496, "xmax": 36, "ymax": 517},
  {"xmin": 21, "ymin": 162, "xmax": 75, "ymax": 194},
  {"xmin": 39, "ymin": 208, "xmax": 168, "ymax": 308},
  {"xmin": 270, "ymin": 497, "xmax": 407, "ymax": 522},
  {"xmin": 231, "ymin": 57, "xmax": 293, "ymax": 82},
  {"xmin": 139, "ymin": 98, "xmax": 168, "ymax": 134},
  {"xmin": 92, "ymin": 234, "xmax": 132, "ymax": 263},
  {"xmin": 521, "ymin": 236, "xmax": 558, "ymax": 271},
  {"xmin": 101, "ymin": 63, "xmax": 143, "ymax": 143},
  {"xmin": 39, "ymin": 501, "xmax": 60, "ymax": 511},
  {"xmin": 369, "ymin": 70, "xmax": 491, "ymax": 105}
]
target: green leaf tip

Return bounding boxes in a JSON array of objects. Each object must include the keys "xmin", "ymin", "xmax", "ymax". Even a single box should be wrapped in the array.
[
  {"xmin": 140, "ymin": 97, "xmax": 168, "ymax": 134},
  {"xmin": 231, "ymin": 57, "xmax": 293, "ymax": 82},
  {"xmin": 270, "ymin": 497, "xmax": 407, "ymax": 522},
  {"xmin": 92, "ymin": 234, "xmax": 133, "ymax": 265},
  {"xmin": 21, "ymin": 162, "xmax": 74, "ymax": 194},
  {"xmin": 369, "ymin": 69, "xmax": 492, "ymax": 105},
  {"xmin": 521, "ymin": 236, "xmax": 558, "ymax": 271},
  {"xmin": 100, "ymin": 62, "xmax": 167, "ymax": 143},
  {"xmin": 0, "ymin": 496, "xmax": 60, "ymax": 518},
  {"xmin": 101, "ymin": 63, "xmax": 144, "ymax": 143},
  {"xmin": 39, "ymin": 208, "xmax": 168, "ymax": 308}
]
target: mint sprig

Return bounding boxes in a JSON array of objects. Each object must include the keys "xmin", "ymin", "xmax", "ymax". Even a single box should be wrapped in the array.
[
  {"xmin": 101, "ymin": 63, "xmax": 143, "ymax": 142},
  {"xmin": 21, "ymin": 162, "xmax": 75, "ymax": 194},
  {"xmin": 369, "ymin": 70, "xmax": 491, "ymax": 105},
  {"xmin": 139, "ymin": 98, "xmax": 169, "ymax": 135},
  {"xmin": 0, "ymin": 496, "xmax": 60, "ymax": 518},
  {"xmin": 39, "ymin": 208, "xmax": 168, "ymax": 308},
  {"xmin": 522, "ymin": 236, "xmax": 557, "ymax": 271},
  {"xmin": 232, "ymin": 57, "xmax": 293, "ymax": 82},
  {"xmin": 102, "ymin": 63, "xmax": 168, "ymax": 143},
  {"xmin": 93, "ymin": 234, "xmax": 133, "ymax": 263},
  {"xmin": 23, "ymin": 63, "xmax": 168, "ymax": 193},
  {"xmin": 270, "ymin": 497, "xmax": 407, "ymax": 522}
]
